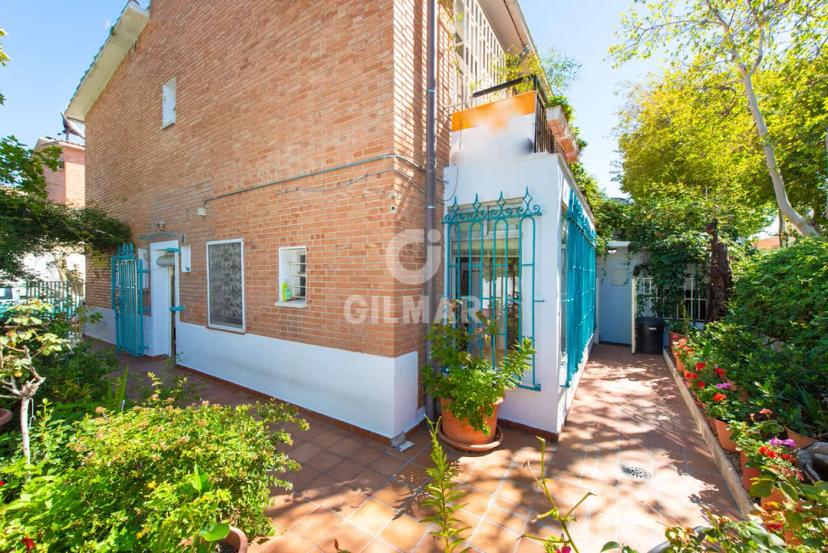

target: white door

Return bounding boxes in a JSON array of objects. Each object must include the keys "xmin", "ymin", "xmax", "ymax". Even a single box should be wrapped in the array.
[{"xmin": 149, "ymin": 240, "xmax": 179, "ymax": 357}]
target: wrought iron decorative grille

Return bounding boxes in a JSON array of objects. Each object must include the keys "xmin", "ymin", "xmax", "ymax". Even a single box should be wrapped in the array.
[
  {"xmin": 443, "ymin": 188, "xmax": 541, "ymax": 390},
  {"xmin": 563, "ymin": 188, "xmax": 597, "ymax": 387}
]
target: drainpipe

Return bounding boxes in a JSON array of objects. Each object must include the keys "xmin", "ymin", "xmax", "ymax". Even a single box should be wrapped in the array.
[{"xmin": 424, "ymin": 0, "xmax": 438, "ymax": 422}]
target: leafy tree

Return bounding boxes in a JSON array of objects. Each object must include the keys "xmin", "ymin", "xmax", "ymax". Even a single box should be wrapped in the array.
[
  {"xmin": 0, "ymin": 27, "xmax": 130, "ymax": 280},
  {"xmin": 612, "ymin": 0, "xmax": 828, "ymax": 236},
  {"xmin": 615, "ymin": 52, "xmax": 827, "ymax": 233},
  {"xmin": 615, "ymin": 67, "xmax": 773, "ymax": 231}
]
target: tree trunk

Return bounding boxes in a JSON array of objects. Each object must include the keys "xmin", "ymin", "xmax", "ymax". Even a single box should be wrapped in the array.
[
  {"xmin": 739, "ymin": 66, "xmax": 819, "ymax": 236},
  {"xmin": 20, "ymin": 395, "xmax": 31, "ymax": 465}
]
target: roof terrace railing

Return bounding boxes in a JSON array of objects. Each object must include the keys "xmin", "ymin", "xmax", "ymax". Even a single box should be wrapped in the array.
[{"xmin": 471, "ymin": 75, "xmax": 561, "ymax": 156}]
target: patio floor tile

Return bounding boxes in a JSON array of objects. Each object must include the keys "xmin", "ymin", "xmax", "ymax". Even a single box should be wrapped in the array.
[{"xmin": 111, "ymin": 341, "xmax": 740, "ymax": 552}]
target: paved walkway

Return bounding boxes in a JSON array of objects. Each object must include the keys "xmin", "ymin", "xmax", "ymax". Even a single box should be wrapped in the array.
[{"xmin": 111, "ymin": 343, "xmax": 738, "ymax": 552}]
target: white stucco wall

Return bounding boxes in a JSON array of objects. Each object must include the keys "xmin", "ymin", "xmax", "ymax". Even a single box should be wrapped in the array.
[
  {"xmin": 85, "ymin": 306, "xmax": 421, "ymax": 439},
  {"xmin": 443, "ymin": 152, "xmax": 595, "ymax": 435}
]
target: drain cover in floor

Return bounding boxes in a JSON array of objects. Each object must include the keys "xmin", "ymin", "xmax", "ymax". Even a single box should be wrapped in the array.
[{"xmin": 620, "ymin": 463, "xmax": 652, "ymax": 480}]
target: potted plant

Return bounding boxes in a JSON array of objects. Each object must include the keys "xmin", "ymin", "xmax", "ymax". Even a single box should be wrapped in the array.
[
  {"xmin": 423, "ymin": 312, "xmax": 534, "ymax": 451},
  {"xmin": 668, "ymin": 306, "xmax": 692, "ymax": 350},
  {"xmin": 780, "ymin": 389, "xmax": 828, "ymax": 448},
  {"xmin": 673, "ymin": 337, "xmax": 694, "ymax": 373},
  {"xmin": 698, "ymin": 384, "xmax": 745, "ymax": 452}
]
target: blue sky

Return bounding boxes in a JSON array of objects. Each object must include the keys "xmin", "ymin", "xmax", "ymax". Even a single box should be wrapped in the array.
[{"xmin": 0, "ymin": 1, "xmax": 660, "ymax": 197}]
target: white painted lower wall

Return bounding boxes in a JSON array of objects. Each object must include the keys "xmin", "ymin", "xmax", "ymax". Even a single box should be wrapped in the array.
[
  {"xmin": 84, "ymin": 308, "xmax": 421, "ymax": 439},
  {"xmin": 84, "ymin": 306, "xmax": 153, "ymax": 353}
]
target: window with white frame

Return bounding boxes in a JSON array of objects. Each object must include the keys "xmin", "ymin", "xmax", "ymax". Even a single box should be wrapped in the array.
[
  {"xmin": 278, "ymin": 247, "xmax": 307, "ymax": 306},
  {"xmin": 162, "ymin": 77, "xmax": 176, "ymax": 127},
  {"xmin": 206, "ymin": 239, "xmax": 244, "ymax": 331}
]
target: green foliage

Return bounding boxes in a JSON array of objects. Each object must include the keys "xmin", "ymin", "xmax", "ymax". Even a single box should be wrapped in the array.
[
  {"xmin": 614, "ymin": 66, "xmax": 773, "ymax": 229},
  {"xmin": 0, "ymin": 171, "xmax": 132, "ymax": 279},
  {"xmin": 0, "ymin": 50, "xmax": 130, "ymax": 279},
  {"xmin": 420, "ymin": 419, "xmax": 469, "ymax": 552},
  {"xmin": 0, "ymin": 399, "xmax": 307, "ymax": 551},
  {"xmin": 612, "ymin": 0, "xmax": 827, "ymax": 236},
  {"xmin": 727, "ymin": 238, "xmax": 828, "ymax": 366},
  {"xmin": 691, "ymin": 239, "xmax": 828, "ymax": 436},
  {"xmin": 423, "ymin": 313, "xmax": 534, "ymax": 434},
  {"xmin": 661, "ymin": 512, "xmax": 787, "ymax": 552},
  {"xmin": 602, "ymin": 195, "xmax": 756, "ymax": 317}
]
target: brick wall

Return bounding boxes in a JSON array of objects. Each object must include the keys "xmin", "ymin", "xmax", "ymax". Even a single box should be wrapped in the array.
[
  {"xmin": 41, "ymin": 141, "xmax": 85, "ymax": 207},
  {"xmin": 85, "ymin": 0, "xmax": 455, "ymax": 360}
]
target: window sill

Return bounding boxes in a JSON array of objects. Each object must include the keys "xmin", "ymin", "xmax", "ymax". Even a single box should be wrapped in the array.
[
  {"xmin": 207, "ymin": 324, "xmax": 245, "ymax": 334},
  {"xmin": 275, "ymin": 300, "xmax": 307, "ymax": 309}
]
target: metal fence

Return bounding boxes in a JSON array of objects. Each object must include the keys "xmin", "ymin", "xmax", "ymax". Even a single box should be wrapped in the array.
[{"xmin": 24, "ymin": 280, "xmax": 84, "ymax": 320}]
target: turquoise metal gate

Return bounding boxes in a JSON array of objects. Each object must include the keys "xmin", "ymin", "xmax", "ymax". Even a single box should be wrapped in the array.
[
  {"xmin": 563, "ymin": 189, "xmax": 597, "ymax": 386},
  {"xmin": 443, "ymin": 188, "xmax": 541, "ymax": 390},
  {"xmin": 111, "ymin": 244, "xmax": 145, "ymax": 356}
]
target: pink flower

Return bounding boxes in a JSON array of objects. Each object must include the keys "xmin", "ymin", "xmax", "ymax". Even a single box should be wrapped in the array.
[
  {"xmin": 715, "ymin": 382, "xmax": 732, "ymax": 390},
  {"xmin": 557, "ymin": 547, "xmax": 572, "ymax": 553},
  {"xmin": 769, "ymin": 437, "xmax": 796, "ymax": 448}
]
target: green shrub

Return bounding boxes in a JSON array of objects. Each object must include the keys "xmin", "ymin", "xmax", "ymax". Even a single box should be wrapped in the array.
[
  {"xmin": 0, "ymin": 399, "xmax": 307, "ymax": 551},
  {"xmin": 688, "ymin": 239, "xmax": 828, "ymax": 436}
]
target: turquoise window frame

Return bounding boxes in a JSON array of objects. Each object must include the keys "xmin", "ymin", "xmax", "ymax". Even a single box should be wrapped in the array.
[{"xmin": 443, "ymin": 187, "xmax": 541, "ymax": 391}]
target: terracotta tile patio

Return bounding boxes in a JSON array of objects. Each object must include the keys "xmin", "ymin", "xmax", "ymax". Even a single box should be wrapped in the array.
[{"xmin": 111, "ymin": 342, "xmax": 739, "ymax": 552}]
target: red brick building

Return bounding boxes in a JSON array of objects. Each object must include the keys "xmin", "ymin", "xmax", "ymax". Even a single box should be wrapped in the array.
[{"xmin": 69, "ymin": 0, "xmax": 593, "ymax": 441}]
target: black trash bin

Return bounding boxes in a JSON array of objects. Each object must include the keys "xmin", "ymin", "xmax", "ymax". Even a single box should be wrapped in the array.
[{"xmin": 636, "ymin": 316, "xmax": 664, "ymax": 354}]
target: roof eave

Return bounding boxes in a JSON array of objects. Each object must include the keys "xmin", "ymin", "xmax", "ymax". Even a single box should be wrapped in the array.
[{"xmin": 64, "ymin": 2, "xmax": 149, "ymax": 121}]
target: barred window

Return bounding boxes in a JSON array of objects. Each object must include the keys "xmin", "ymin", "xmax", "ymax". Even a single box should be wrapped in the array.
[{"xmin": 278, "ymin": 246, "xmax": 307, "ymax": 307}]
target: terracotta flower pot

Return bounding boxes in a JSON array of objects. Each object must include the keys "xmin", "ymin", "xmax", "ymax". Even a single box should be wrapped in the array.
[
  {"xmin": 785, "ymin": 427, "xmax": 817, "ymax": 449},
  {"xmin": 221, "ymin": 526, "xmax": 248, "ymax": 553},
  {"xmin": 760, "ymin": 487, "xmax": 786, "ymax": 510},
  {"xmin": 668, "ymin": 331, "xmax": 684, "ymax": 351},
  {"xmin": 440, "ymin": 397, "xmax": 502, "ymax": 446},
  {"xmin": 0, "ymin": 408, "xmax": 12, "ymax": 428},
  {"xmin": 742, "ymin": 465, "xmax": 761, "ymax": 494},
  {"xmin": 714, "ymin": 419, "xmax": 737, "ymax": 452}
]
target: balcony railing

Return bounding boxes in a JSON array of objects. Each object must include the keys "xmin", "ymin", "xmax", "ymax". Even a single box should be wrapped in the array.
[{"xmin": 470, "ymin": 75, "xmax": 562, "ymax": 156}]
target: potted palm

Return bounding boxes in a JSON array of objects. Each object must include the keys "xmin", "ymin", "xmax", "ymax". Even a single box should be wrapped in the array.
[{"xmin": 423, "ymin": 312, "xmax": 534, "ymax": 452}]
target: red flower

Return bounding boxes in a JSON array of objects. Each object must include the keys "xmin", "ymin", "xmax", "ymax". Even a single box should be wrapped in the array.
[
  {"xmin": 695, "ymin": 361, "xmax": 706, "ymax": 370},
  {"xmin": 684, "ymin": 372, "xmax": 698, "ymax": 380},
  {"xmin": 22, "ymin": 537, "xmax": 35, "ymax": 551},
  {"xmin": 0, "ymin": 480, "xmax": 5, "ymax": 487},
  {"xmin": 781, "ymin": 453, "xmax": 795, "ymax": 463},
  {"xmin": 696, "ymin": 380, "xmax": 706, "ymax": 389},
  {"xmin": 765, "ymin": 521, "xmax": 783, "ymax": 532},
  {"xmin": 712, "ymin": 393, "xmax": 727, "ymax": 402},
  {"xmin": 714, "ymin": 367, "xmax": 726, "ymax": 379},
  {"xmin": 758, "ymin": 445, "xmax": 778, "ymax": 459}
]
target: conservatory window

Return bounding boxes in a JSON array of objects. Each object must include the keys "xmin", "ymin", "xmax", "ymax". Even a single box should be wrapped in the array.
[
  {"xmin": 206, "ymin": 239, "xmax": 245, "ymax": 332},
  {"xmin": 277, "ymin": 246, "xmax": 307, "ymax": 307}
]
